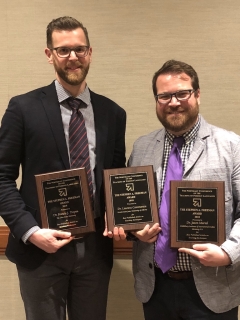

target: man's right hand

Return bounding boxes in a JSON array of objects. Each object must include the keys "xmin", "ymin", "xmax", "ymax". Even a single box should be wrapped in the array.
[{"xmin": 28, "ymin": 229, "xmax": 73, "ymax": 253}]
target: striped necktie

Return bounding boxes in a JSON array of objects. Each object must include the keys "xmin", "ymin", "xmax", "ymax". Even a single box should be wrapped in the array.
[{"xmin": 68, "ymin": 97, "xmax": 93, "ymax": 202}]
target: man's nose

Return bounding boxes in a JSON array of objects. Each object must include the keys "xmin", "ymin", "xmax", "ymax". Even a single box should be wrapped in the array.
[
  {"xmin": 68, "ymin": 50, "xmax": 78, "ymax": 60},
  {"xmin": 168, "ymin": 95, "xmax": 181, "ymax": 106}
]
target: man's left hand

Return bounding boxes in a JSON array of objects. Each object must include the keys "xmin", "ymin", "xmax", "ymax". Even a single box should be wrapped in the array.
[
  {"xmin": 178, "ymin": 243, "xmax": 231, "ymax": 267},
  {"xmin": 103, "ymin": 226, "xmax": 127, "ymax": 241},
  {"xmin": 103, "ymin": 213, "xmax": 127, "ymax": 240}
]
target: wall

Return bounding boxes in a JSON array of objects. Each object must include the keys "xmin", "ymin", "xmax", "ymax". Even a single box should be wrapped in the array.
[{"xmin": 0, "ymin": 0, "xmax": 240, "ymax": 319}]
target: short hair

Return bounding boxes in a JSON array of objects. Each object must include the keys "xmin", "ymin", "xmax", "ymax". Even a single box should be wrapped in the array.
[
  {"xmin": 152, "ymin": 60, "xmax": 200, "ymax": 96},
  {"xmin": 46, "ymin": 16, "xmax": 90, "ymax": 48}
]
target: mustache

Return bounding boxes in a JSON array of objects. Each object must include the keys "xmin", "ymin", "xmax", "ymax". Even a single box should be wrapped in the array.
[
  {"xmin": 166, "ymin": 107, "xmax": 184, "ymax": 113},
  {"xmin": 66, "ymin": 62, "xmax": 83, "ymax": 68}
]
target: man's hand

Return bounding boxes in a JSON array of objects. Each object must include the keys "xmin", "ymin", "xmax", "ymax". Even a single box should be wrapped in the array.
[
  {"xmin": 132, "ymin": 223, "xmax": 161, "ymax": 243},
  {"xmin": 178, "ymin": 243, "xmax": 231, "ymax": 267},
  {"xmin": 103, "ymin": 212, "xmax": 127, "ymax": 240},
  {"xmin": 103, "ymin": 213, "xmax": 113, "ymax": 238},
  {"xmin": 103, "ymin": 212, "xmax": 160, "ymax": 243},
  {"xmin": 28, "ymin": 229, "xmax": 73, "ymax": 253},
  {"xmin": 103, "ymin": 224, "xmax": 127, "ymax": 241}
]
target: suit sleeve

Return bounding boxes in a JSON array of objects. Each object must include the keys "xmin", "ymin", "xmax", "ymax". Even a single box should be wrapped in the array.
[
  {"xmin": 221, "ymin": 138, "xmax": 240, "ymax": 264},
  {"xmin": 0, "ymin": 97, "xmax": 38, "ymax": 240}
]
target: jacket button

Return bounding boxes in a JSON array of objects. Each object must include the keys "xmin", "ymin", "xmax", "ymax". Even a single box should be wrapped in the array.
[{"xmin": 149, "ymin": 263, "xmax": 153, "ymax": 269}]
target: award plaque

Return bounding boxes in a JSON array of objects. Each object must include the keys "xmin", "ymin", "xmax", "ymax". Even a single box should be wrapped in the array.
[
  {"xmin": 170, "ymin": 181, "xmax": 225, "ymax": 248},
  {"xmin": 35, "ymin": 168, "xmax": 95, "ymax": 236},
  {"xmin": 104, "ymin": 166, "xmax": 159, "ymax": 231}
]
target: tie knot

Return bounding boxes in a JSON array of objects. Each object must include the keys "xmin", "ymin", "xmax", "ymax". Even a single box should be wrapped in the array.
[
  {"xmin": 173, "ymin": 136, "xmax": 184, "ymax": 149},
  {"xmin": 67, "ymin": 97, "xmax": 82, "ymax": 111}
]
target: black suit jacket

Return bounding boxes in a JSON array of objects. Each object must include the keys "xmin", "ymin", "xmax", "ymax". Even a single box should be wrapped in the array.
[{"xmin": 0, "ymin": 82, "xmax": 126, "ymax": 269}]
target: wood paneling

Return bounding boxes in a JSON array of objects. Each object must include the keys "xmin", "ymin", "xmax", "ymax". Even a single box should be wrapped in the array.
[
  {"xmin": 113, "ymin": 239, "xmax": 132, "ymax": 255},
  {"xmin": 0, "ymin": 226, "xmax": 132, "ymax": 255},
  {"xmin": 0, "ymin": 226, "xmax": 9, "ymax": 255}
]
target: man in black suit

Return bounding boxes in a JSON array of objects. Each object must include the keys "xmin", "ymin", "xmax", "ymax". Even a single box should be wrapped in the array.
[{"xmin": 0, "ymin": 16, "xmax": 126, "ymax": 320}]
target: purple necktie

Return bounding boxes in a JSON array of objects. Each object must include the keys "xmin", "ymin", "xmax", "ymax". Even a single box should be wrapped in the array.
[
  {"xmin": 155, "ymin": 136, "xmax": 184, "ymax": 273},
  {"xmin": 68, "ymin": 97, "xmax": 93, "ymax": 202}
]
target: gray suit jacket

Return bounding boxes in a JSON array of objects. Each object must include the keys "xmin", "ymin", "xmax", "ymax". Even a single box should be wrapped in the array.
[{"xmin": 129, "ymin": 115, "xmax": 240, "ymax": 313}]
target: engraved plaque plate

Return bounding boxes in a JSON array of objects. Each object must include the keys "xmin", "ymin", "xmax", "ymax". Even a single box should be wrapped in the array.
[
  {"xmin": 104, "ymin": 166, "xmax": 159, "ymax": 231},
  {"xmin": 170, "ymin": 181, "xmax": 225, "ymax": 248},
  {"xmin": 35, "ymin": 168, "xmax": 95, "ymax": 236}
]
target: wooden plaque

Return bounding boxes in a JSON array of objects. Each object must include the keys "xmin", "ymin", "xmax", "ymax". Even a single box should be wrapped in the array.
[
  {"xmin": 170, "ymin": 180, "xmax": 225, "ymax": 248},
  {"xmin": 35, "ymin": 168, "xmax": 95, "ymax": 236},
  {"xmin": 104, "ymin": 166, "xmax": 159, "ymax": 231}
]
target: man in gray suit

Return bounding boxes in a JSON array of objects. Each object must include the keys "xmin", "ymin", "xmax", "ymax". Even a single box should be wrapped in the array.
[{"xmin": 109, "ymin": 60, "xmax": 240, "ymax": 319}]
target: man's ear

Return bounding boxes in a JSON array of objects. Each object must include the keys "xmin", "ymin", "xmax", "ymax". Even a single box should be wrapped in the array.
[
  {"xmin": 45, "ymin": 48, "xmax": 53, "ymax": 64},
  {"xmin": 196, "ymin": 89, "xmax": 200, "ymax": 105},
  {"xmin": 88, "ymin": 47, "xmax": 92, "ymax": 63}
]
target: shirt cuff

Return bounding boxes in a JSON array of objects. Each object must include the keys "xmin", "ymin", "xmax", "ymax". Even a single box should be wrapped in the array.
[{"xmin": 22, "ymin": 226, "xmax": 41, "ymax": 244}]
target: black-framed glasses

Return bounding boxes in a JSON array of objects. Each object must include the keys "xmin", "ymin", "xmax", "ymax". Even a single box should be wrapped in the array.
[
  {"xmin": 155, "ymin": 89, "xmax": 196, "ymax": 104},
  {"xmin": 51, "ymin": 46, "xmax": 90, "ymax": 58}
]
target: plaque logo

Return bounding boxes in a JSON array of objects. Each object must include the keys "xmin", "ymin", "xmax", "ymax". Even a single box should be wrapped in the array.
[
  {"xmin": 193, "ymin": 198, "xmax": 201, "ymax": 207},
  {"xmin": 59, "ymin": 188, "xmax": 67, "ymax": 197},
  {"xmin": 126, "ymin": 183, "xmax": 134, "ymax": 192}
]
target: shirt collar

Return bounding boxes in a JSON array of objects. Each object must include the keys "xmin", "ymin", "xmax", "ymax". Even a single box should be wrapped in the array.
[{"xmin": 54, "ymin": 79, "xmax": 91, "ymax": 107}]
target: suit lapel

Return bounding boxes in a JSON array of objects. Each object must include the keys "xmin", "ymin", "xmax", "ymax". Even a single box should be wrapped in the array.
[
  {"xmin": 90, "ymin": 90, "xmax": 108, "ymax": 187},
  {"xmin": 153, "ymin": 130, "xmax": 165, "ymax": 203},
  {"xmin": 184, "ymin": 116, "xmax": 210, "ymax": 175},
  {"xmin": 40, "ymin": 82, "xmax": 70, "ymax": 169},
  {"xmin": 153, "ymin": 130, "xmax": 165, "ymax": 172},
  {"xmin": 90, "ymin": 91, "xmax": 108, "ymax": 151}
]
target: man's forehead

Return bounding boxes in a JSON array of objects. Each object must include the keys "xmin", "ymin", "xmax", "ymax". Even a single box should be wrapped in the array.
[
  {"xmin": 51, "ymin": 28, "xmax": 87, "ymax": 47},
  {"xmin": 160, "ymin": 73, "xmax": 191, "ymax": 82},
  {"xmin": 51, "ymin": 28, "xmax": 83, "ymax": 37}
]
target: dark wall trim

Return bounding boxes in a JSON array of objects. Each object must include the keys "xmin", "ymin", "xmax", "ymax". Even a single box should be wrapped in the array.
[
  {"xmin": 0, "ymin": 226, "xmax": 132, "ymax": 255},
  {"xmin": 0, "ymin": 226, "xmax": 9, "ymax": 254}
]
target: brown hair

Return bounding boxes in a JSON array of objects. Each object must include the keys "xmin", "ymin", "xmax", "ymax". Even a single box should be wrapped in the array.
[
  {"xmin": 152, "ymin": 60, "xmax": 200, "ymax": 96},
  {"xmin": 46, "ymin": 16, "xmax": 90, "ymax": 48}
]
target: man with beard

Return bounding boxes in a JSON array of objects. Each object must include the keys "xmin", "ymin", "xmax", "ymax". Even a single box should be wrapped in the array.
[
  {"xmin": 0, "ymin": 16, "xmax": 126, "ymax": 320},
  {"xmin": 109, "ymin": 60, "xmax": 240, "ymax": 319}
]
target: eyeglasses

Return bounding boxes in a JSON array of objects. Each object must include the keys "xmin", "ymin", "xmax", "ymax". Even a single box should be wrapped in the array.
[
  {"xmin": 51, "ymin": 46, "xmax": 90, "ymax": 58},
  {"xmin": 155, "ymin": 89, "xmax": 196, "ymax": 104}
]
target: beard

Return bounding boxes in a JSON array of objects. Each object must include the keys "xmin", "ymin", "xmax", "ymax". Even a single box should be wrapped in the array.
[
  {"xmin": 156, "ymin": 101, "xmax": 199, "ymax": 134},
  {"xmin": 54, "ymin": 60, "xmax": 90, "ymax": 86}
]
